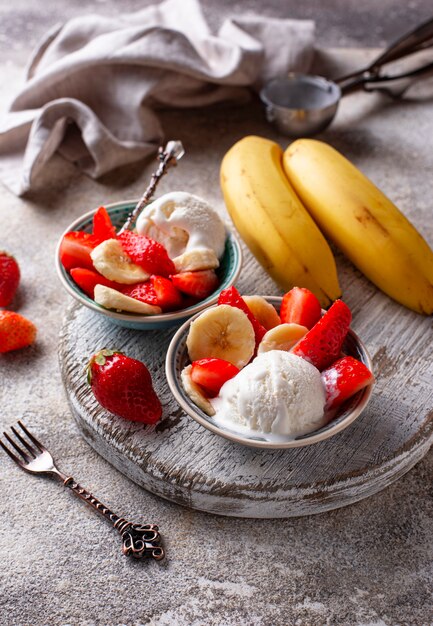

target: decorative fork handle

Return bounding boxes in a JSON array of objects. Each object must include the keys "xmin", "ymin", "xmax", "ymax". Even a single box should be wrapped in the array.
[{"xmin": 63, "ymin": 476, "xmax": 164, "ymax": 560}]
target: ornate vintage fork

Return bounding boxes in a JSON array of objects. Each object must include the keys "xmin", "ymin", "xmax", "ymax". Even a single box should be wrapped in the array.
[{"xmin": 0, "ymin": 421, "xmax": 164, "ymax": 561}]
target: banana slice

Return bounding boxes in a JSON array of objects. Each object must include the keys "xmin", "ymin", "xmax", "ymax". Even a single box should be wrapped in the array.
[
  {"xmin": 257, "ymin": 323, "xmax": 308, "ymax": 354},
  {"xmin": 173, "ymin": 247, "xmax": 219, "ymax": 272},
  {"xmin": 242, "ymin": 295, "xmax": 281, "ymax": 330},
  {"xmin": 94, "ymin": 285, "xmax": 162, "ymax": 315},
  {"xmin": 90, "ymin": 239, "xmax": 149, "ymax": 284},
  {"xmin": 187, "ymin": 304, "xmax": 255, "ymax": 368},
  {"xmin": 181, "ymin": 365, "xmax": 215, "ymax": 416}
]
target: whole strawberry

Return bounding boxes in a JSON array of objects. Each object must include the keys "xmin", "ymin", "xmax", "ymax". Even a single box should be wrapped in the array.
[
  {"xmin": 87, "ymin": 349, "xmax": 162, "ymax": 424},
  {"xmin": 0, "ymin": 311, "xmax": 37, "ymax": 353},
  {"xmin": 0, "ymin": 251, "xmax": 20, "ymax": 307}
]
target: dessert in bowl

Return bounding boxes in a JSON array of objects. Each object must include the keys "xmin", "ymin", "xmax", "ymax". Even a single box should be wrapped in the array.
[
  {"xmin": 166, "ymin": 288, "xmax": 374, "ymax": 449},
  {"xmin": 55, "ymin": 194, "xmax": 242, "ymax": 329}
]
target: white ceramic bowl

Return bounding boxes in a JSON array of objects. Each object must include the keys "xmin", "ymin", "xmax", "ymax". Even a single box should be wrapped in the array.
[
  {"xmin": 55, "ymin": 200, "xmax": 242, "ymax": 330},
  {"xmin": 166, "ymin": 296, "xmax": 374, "ymax": 449}
]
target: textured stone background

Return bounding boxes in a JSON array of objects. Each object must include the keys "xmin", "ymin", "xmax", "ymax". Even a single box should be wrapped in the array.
[
  {"xmin": 0, "ymin": 2, "xmax": 432, "ymax": 625},
  {"xmin": 2, "ymin": 0, "xmax": 433, "ymax": 64}
]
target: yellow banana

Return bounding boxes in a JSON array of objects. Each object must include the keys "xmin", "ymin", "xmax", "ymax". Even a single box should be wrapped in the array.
[
  {"xmin": 220, "ymin": 136, "xmax": 341, "ymax": 308},
  {"xmin": 283, "ymin": 139, "xmax": 433, "ymax": 315}
]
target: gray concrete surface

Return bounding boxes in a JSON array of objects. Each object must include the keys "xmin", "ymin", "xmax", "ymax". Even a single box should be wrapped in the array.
[
  {"xmin": 1, "ymin": 0, "xmax": 433, "ymax": 65},
  {"xmin": 0, "ymin": 3, "xmax": 432, "ymax": 625}
]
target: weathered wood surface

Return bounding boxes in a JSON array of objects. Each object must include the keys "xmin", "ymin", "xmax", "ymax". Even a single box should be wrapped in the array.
[{"xmin": 59, "ymin": 238, "xmax": 433, "ymax": 517}]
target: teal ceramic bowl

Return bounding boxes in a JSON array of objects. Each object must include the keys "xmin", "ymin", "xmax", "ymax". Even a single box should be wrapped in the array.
[
  {"xmin": 55, "ymin": 200, "xmax": 242, "ymax": 330},
  {"xmin": 166, "ymin": 296, "xmax": 374, "ymax": 449}
]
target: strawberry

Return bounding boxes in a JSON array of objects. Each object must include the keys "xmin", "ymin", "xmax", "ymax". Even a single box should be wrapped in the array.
[
  {"xmin": 181, "ymin": 295, "xmax": 202, "ymax": 309},
  {"xmin": 150, "ymin": 275, "xmax": 182, "ymax": 311},
  {"xmin": 92, "ymin": 206, "xmax": 117, "ymax": 241},
  {"xmin": 121, "ymin": 281, "xmax": 159, "ymax": 306},
  {"xmin": 291, "ymin": 299, "xmax": 352, "ymax": 371},
  {"xmin": 59, "ymin": 231, "xmax": 102, "ymax": 271},
  {"xmin": 0, "ymin": 311, "xmax": 37, "ymax": 353},
  {"xmin": 122, "ymin": 276, "xmax": 183, "ymax": 311},
  {"xmin": 117, "ymin": 231, "xmax": 175, "ymax": 277},
  {"xmin": 171, "ymin": 269, "xmax": 219, "ymax": 299},
  {"xmin": 0, "ymin": 251, "xmax": 20, "ymax": 307},
  {"xmin": 280, "ymin": 287, "xmax": 322, "ymax": 329},
  {"xmin": 87, "ymin": 349, "xmax": 162, "ymax": 424},
  {"xmin": 322, "ymin": 356, "xmax": 374, "ymax": 410},
  {"xmin": 191, "ymin": 358, "xmax": 239, "ymax": 397},
  {"xmin": 218, "ymin": 286, "xmax": 267, "ymax": 346},
  {"xmin": 70, "ymin": 268, "xmax": 123, "ymax": 299}
]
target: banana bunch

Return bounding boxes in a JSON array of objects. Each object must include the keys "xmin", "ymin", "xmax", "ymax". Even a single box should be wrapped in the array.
[
  {"xmin": 220, "ymin": 136, "xmax": 341, "ymax": 309},
  {"xmin": 283, "ymin": 140, "xmax": 433, "ymax": 315},
  {"xmin": 220, "ymin": 136, "xmax": 433, "ymax": 314}
]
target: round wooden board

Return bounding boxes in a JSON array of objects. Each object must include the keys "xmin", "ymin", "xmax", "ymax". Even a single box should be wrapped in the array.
[{"xmin": 59, "ymin": 263, "xmax": 433, "ymax": 518}]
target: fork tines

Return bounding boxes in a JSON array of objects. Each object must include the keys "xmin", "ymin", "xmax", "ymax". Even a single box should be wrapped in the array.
[{"xmin": 0, "ymin": 420, "xmax": 44, "ymax": 465}]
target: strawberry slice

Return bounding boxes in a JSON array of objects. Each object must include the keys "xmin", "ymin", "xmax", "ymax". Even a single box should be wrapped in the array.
[
  {"xmin": 280, "ymin": 287, "xmax": 322, "ymax": 329},
  {"xmin": 59, "ymin": 231, "xmax": 102, "ymax": 271},
  {"xmin": 191, "ymin": 358, "xmax": 240, "ymax": 397},
  {"xmin": 182, "ymin": 295, "xmax": 201, "ymax": 309},
  {"xmin": 70, "ymin": 268, "xmax": 123, "ymax": 299},
  {"xmin": 171, "ymin": 270, "xmax": 219, "ymax": 299},
  {"xmin": 291, "ymin": 299, "xmax": 352, "ymax": 371},
  {"xmin": 0, "ymin": 311, "xmax": 37, "ymax": 353},
  {"xmin": 122, "ymin": 281, "xmax": 159, "ymax": 306},
  {"xmin": 322, "ymin": 356, "xmax": 374, "ymax": 410},
  {"xmin": 0, "ymin": 251, "xmax": 20, "ymax": 307},
  {"xmin": 151, "ymin": 275, "xmax": 183, "ymax": 311},
  {"xmin": 122, "ymin": 276, "xmax": 183, "ymax": 311},
  {"xmin": 218, "ymin": 286, "xmax": 267, "ymax": 346},
  {"xmin": 117, "ymin": 231, "xmax": 175, "ymax": 277},
  {"xmin": 92, "ymin": 206, "xmax": 117, "ymax": 241}
]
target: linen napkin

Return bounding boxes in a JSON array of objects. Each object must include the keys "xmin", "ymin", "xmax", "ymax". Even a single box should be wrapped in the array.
[{"xmin": 0, "ymin": 0, "xmax": 314, "ymax": 196}]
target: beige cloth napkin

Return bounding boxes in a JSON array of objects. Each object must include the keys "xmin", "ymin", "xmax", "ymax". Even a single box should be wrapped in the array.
[{"xmin": 0, "ymin": 0, "xmax": 314, "ymax": 196}]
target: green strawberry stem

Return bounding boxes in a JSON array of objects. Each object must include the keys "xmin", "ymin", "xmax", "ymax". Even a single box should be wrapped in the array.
[{"xmin": 87, "ymin": 349, "xmax": 121, "ymax": 385}]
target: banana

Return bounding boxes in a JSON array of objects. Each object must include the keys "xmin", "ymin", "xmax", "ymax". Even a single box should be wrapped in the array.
[
  {"xmin": 90, "ymin": 239, "xmax": 149, "ymax": 284},
  {"xmin": 94, "ymin": 285, "xmax": 162, "ymax": 315},
  {"xmin": 186, "ymin": 304, "xmax": 255, "ymax": 368},
  {"xmin": 283, "ymin": 139, "xmax": 433, "ymax": 315},
  {"xmin": 181, "ymin": 365, "xmax": 215, "ymax": 416},
  {"xmin": 257, "ymin": 323, "xmax": 308, "ymax": 354},
  {"xmin": 220, "ymin": 136, "xmax": 341, "ymax": 308},
  {"xmin": 242, "ymin": 295, "xmax": 281, "ymax": 330},
  {"xmin": 173, "ymin": 247, "xmax": 219, "ymax": 272}
]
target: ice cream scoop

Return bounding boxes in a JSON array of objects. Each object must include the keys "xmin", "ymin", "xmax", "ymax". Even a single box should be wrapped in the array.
[
  {"xmin": 211, "ymin": 351, "xmax": 326, "ymax": 438},
  {"xmin": 136, "ymin": 192, "xmax": 226, "ymax": 271},
  {"xmin": 260, "ymin": 17, "xmax": 433, "ymax": 136}
]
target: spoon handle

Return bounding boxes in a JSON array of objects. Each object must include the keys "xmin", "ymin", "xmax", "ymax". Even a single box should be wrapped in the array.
[
  {"xmin": 118, "ymin": 140, "xmax": 185, "ymax": 234},
  {"xmin": 336, "ymin": 16, "xmax": 433, "ymax": 95}
]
